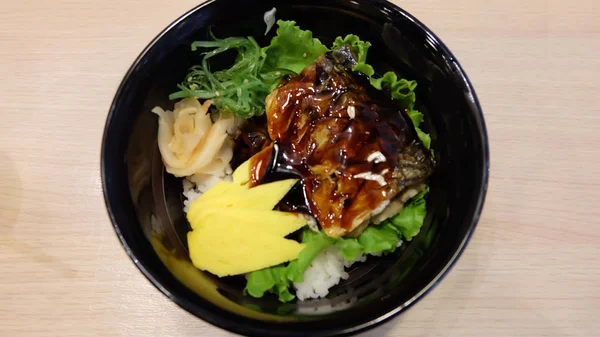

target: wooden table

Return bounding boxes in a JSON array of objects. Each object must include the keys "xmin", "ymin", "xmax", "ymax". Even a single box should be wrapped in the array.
[{"xmin": 1, "ymin": 0, "xmax": 598, "ymax": 336}]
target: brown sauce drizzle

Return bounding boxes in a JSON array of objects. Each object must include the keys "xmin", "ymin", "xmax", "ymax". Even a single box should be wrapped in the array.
[
  {"xmin": 230, "ymin": 115, "xmax": 272, "ymax": 171},
  {"xmin": 242, "ymin": 47, "xmax": 433, "ymax": 237}
]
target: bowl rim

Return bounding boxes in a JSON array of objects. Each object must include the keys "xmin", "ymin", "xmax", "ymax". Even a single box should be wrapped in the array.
[{"xmin": 101, "ymin": 0, "xmax": 490, "ymax": 335}]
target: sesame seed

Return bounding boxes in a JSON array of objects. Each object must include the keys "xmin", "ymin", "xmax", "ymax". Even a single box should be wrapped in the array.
[
  {"xmin": 353, "ymin": 172, "xmax": 386, "ymax": 186},
  {"xmin": 367, "ymin": 151, "xmax": 387, "ymax": 164},
  {"xmin": 347, "ymin": 106, "xmax": 356, "ymax": 119}
]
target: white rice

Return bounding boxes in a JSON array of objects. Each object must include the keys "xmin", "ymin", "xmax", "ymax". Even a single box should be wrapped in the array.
[
  {"xmin": 293, "ymin": 213, "xmax": 405, "ymax": 300},
  {"xmin": 182, "ymin": 179, "xmax": 201, "ymax": 213},
  {"xmin": 294, "ymin": 247, "xmax": 367, "ymax": 301},
  {"xmin": 305, "ymin": 215, "xmax": 320, "ymax": 233},
  {"xmin": 182, "ymin": 168, "xmax": 232, "ymax": 213}
]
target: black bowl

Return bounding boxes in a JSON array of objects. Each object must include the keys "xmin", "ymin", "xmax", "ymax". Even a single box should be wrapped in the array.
[{"xmin": 101, "ymin": 0, "xmax": 489, "ymax": 336}]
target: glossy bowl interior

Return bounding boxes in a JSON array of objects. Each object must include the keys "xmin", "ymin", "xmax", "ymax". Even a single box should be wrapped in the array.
[{"xmin": 101, "ymin": 0, "xmax": 489, "ymax": 336}]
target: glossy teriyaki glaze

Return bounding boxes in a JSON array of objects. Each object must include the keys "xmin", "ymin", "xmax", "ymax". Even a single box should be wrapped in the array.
[{"xmin": 248, "ymin": 46, "xmax": 433, "ymax": 237}]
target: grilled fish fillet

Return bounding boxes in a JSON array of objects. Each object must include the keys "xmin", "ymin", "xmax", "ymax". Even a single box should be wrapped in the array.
[{"xmin": 256, "ymin": 45, "xmax": 434, "ymax": 237}]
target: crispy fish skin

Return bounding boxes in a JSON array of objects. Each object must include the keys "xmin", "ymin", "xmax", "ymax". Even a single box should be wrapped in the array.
[{"xmin": 262, "ymin": 45, "xmax": 434, "ymax": 237}]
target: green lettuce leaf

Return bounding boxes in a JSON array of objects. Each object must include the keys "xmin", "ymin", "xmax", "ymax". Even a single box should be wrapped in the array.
[
  {"xmin": 262, "ymin": 20, "xmax": 330, "ymax": 74},
  {"xmin": 334, "ymin": 237, "xmax": 363, "ymax": 260},
  {"xmin": 390, "ymin": 186, "xmax": 429, "ymax": 240},
  {"xmin": 332, "ymin": 34, "xmax": 374, "ymax": 76},
  {"xmin": 245, "ymin": 229, "xmax": 335, "ymax": 302},
  {"xmin": 331, "ymin": 36, "xmax": 430, "ymax": 148},
  {"xmin": 370, "ymin": 72, "xmax": 417, "ymax": 109},
  {"xmin": 245, "ymin": 264, "xmax": 285, "ymax": 299},
  {"xmin": 407, "ymin": 110, "xmax": 432, "ymax": 149},
  {"xmin": 416, "ymin": 128, "xmax": 432, "ymax": 149},
  {"xmin": 333, "ymin": 34, "xmax": 371, "ymax": 63},
  {"xmin": 357, "ymin": 223, "xmax": 401, "ymax": 254},
  {"xmin": 408, "ymin": 109, "xmax": 424, "ymax": 127},
  {"xmin": 352, "ymin": 63, "xmax": 375, "ymax": 77},
  {"xmin": 245, "ymin": 264, "xmax": 294, "ymax": 303},
  {"xmin": 331, "ymin": 35, "xmax": 417, "ymax": 110},
  {"xmin": 275, "ymin": 282, "xmax": 295, "ymax": 302},
  {"xmin": 356, "ymin": 186, "xmax": 430, "ymax": 253},
  {"xmin": 371, "ymin": 74, "xmax": 430, "ymax": 147},
  {"xmin": 286, "ymin": 230, "xmax": 335, "ymax": 282},
  {"xmin": 245, "ymin": 186, "xmax": 429, "ymax": 302}
]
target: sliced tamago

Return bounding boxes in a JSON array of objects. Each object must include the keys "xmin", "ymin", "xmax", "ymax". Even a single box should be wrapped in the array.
[
  {"xmin": 195, "ymin": 181, "xmax": 242, "ymax": 202},
  {"xmin": 188, "ymin": 208, "xmax": 306, "ymax": 235},
  {"xmin": 187, "ymin": 177, "xmax": 296, "ymax": 219},
  {"xmin": 187, "ymin": 181, "xmax": 243, "ymax": 219},
  {"xmin": 187, "ymin": 225, "xmax": 305, "ymax": 277},
  {"xmin": 201, "ymin": 179, "xmax": 298, "ymax": 210},
  {"xmin": 185, "ymin": 176, "xmax": 302, "ymax": 277}
]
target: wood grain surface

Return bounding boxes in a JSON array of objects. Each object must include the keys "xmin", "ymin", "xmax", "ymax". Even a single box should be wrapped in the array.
[{"xmin": 1, "ymin": 0, "xmax": 599, "ymax": 336}]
